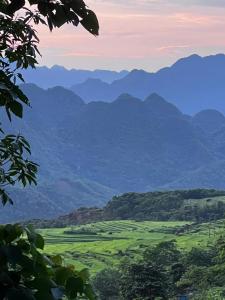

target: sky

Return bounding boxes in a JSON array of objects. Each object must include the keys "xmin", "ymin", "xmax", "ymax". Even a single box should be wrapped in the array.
[{"xmin": 37, "ymin": 0, "xmax": 225, "ymax": 71}]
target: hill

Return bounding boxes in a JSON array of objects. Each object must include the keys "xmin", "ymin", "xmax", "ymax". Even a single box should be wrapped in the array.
[
  {"xmin": 31, "ymin": 189, "xmax": 225, "ymax": 228},
  {"xmin": 4, "ymin": 84, "xmax": 225, "ymax": 222},
  {"xmin": 71, "ymin": 54, "xmax": 225, "ymax": 114}
]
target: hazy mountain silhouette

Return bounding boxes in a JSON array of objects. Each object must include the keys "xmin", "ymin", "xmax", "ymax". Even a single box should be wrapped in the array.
[
  {"xmin": 21, "ymin": 66, "xmax": 128, "ymax": 88},
  {"xmin": 3, "ymin": 84, "xmax": 225, "ymax": 222},
  {"xmin": 71, "ymin": 54, "xmax": 225, "ymax": 114}
]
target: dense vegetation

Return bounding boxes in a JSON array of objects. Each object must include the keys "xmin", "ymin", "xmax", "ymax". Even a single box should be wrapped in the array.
[
  {"xmin": 104, "ymin": 189, "xmax": 225, "ymax": 222},
  {"xmin": 38, "ymin": 219, "xmax": 225, "ymax": 299},
  {"xmin": 0, "ymin": 0, "xmax": 99, "ymax": 299},
  {"xmin": 30, "ymin": 189, "xmax": 225, "ymax": 228},
  {"xmin": 0, "ymin": 224, "xmax": 95, "ymax": 300},
  {"xmin": 40, "ymin": 219, "xmax": 223, "ymax": 273},
  {"xmin": 92, "ymin": 238, "xmax": 225, "ymax": 300}
]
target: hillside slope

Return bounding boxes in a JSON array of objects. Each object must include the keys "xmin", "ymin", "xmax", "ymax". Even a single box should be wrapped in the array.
[
  {"xmin": 33, "ymin": 189, "xmax": 225, "ymax": 227},
  {"xmin": 3, "ymin": 85, "xmax": 225, "ymax": 221}
]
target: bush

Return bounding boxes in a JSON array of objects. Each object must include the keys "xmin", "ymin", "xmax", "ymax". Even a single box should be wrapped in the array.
[{"xmin": 0, "ymin": 224, "xmax": 95, "ymax": 300}]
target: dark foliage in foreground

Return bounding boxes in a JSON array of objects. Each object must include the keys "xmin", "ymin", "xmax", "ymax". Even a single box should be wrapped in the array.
[{"xmin": 0, "ymin": 224, "xmax": 95, "ymax": 300}]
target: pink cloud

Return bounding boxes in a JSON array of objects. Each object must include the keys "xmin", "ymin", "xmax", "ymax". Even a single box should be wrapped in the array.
[{"xmin": 36, "ymin": 1, "xmax": 225, "ymax": 70}]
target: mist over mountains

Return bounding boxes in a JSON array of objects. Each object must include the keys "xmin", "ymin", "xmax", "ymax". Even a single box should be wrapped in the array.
[
  {"xmin": 21, "ymin": 66, "xmax": 128, "ymax": 88},
  {"xmin": 3, "ymin": 78, "xmax": 225, "ymax": 222},
  {"xmin": 70, "ymin": 54, "xmax": 225, "ymax": 114},
  {"xmin": 22, "ymin": 53, "xmax": 225, "ymax": 114}
]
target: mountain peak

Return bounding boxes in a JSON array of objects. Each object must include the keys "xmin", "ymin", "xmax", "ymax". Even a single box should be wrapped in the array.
[
  {"xmin": 145, "ymin": 93, "xmax": 166, "ymax": 104},
  {"xmin": 114, "ymin": 93, "xmax": 141, "ymax": 104},
  {"xmin": 144, "ymin": 93, "xmax": 181, "ymax": 117},
  {"xmin": 130, "ymin": 69, "xmax": 148, "ymax": 75},
  {"xmin": 172, "ymin": 54, "xmax": 202, "ymax": 68},
  {"xmin": 192, "ymin": 109, "xmax": 225, "ymax": 133},
  {"xmin": 122, "ymin": 69, "xmax": 151, "ymax": 82},
  {"xmin": 47, "ymin": 86, "xmax": 84, "ymax": 105},
  {"xmin": 51, "ymin": 65, "xmax": 67, "ymax": 71}
]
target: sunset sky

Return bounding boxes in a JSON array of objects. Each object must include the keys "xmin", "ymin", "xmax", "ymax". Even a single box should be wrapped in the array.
[{"xmin": 38, "ymin": 0, "xmax": 225, "ymax": 71}]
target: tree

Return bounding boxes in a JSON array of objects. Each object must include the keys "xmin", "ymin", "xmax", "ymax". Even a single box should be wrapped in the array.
[
  {"xmin": 0, "ymin": 0, "xmax": 99, "ymax": 205},
  {"xmin": 0, "ymin": 0, "xmax": 99, "ymax": 299},
  {"xmin": 92, "ymin": 268, "xmax": 121, "ymax": 300},
  {"xmin": 0, "ymin": 224, "xmax": 95, "ymax": 300},
  {"xmin": 144, "ymin": 240, "xmax": 181, "ymax": 267},
  {"xmin": 119, "ymin": 262, "xmax": 169, "ymax": 300},
  {"xmin": 184, "ymin": 247, "xmax": 215, "ymax": 267}
]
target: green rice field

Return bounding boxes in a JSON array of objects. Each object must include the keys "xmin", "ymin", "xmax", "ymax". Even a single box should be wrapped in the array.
[{"xmin": 40, "ymin": 220, "xmax": 225, "ymax": 274}]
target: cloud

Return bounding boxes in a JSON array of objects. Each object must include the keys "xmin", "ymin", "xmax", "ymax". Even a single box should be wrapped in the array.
[
  {"xmin": 157, "ymin": 45, "xmax": 190, "ymax": 52},
  {"xmin": 91, "ymin": 0, "xmax": 225, "ymax": 8},
  {"xmin": 36, "ymin": 0, "xmax": 225, "ymax": 71}
]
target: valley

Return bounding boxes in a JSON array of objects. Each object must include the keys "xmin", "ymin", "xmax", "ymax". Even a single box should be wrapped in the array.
[
  {"xmin": 2, "ymin": 1, "xmax": 225, "ymax": 298},
  {"xmin": 40, "ymin": 219, "xmax": 222, "ymax": 274}
]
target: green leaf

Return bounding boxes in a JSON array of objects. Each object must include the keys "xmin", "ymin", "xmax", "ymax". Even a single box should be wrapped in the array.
[
  {"xmin": 66, "ymin": 276, "xmax": 84, "ymax": 298},
  {"xmin": 9, "ymin": 101, "xmax": 23, "ymax": 118},
  {"xmin": 52, "ymin": 6, "xmax": 67, "ymax": 27},
  {"xmin": 7, "ymin": 0, "xmax": 25, "ymax": 15},
  {"xmin": 80, "ymin": 10, "xmax": 99, "ymax": 36},
  {"xmin": 83, "ymin": 284, "xmax": 97, "ymax": 300},
  {"xmin": 4, "ymin": 224, "xmax": 23, "ymax": 243},
  {"xmin": 26, "ymin": 226, "xmax": 44, "ymax": 248},
  {"xmin": 79, "ymin": 268, "xmax": 90, "ymax": 281},
  {"xmin": 6, "ymin": 287, "xmax": 35, "ymax": 300},
  {"xmin": 4, "ymin": 245, "xmax": 23, "ymax": 264},
  {"xmin": 35, "ymin": 234, "xmax": 45, "ymax": 250},
  {"xmin": 51, "ymin": 255, "xmax": 63, "ymax": 266},
  {"xmin": 55, "ymin": 267, "xmax": 73, "ymax": 286}
]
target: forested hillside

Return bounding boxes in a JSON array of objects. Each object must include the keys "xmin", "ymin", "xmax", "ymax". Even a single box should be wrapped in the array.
[
  {"xmin": 4, "ymin": 82, "xmax": 225, "ymax": 222},
  {"xmin": 31, "ymin": 189, "xmax": 225, "ymax": 227}
]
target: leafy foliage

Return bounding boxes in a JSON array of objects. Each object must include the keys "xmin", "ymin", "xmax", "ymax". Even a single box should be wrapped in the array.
[
  {"xmin": 120, "ymin": 261, "xmax": 169, "ymax": 300},
  {"xmin": 92, "ymin": 269, "xmax": 121, "ymax": 300},
  {"xmin": 144, "ymin": 240, "xmax": 181, "ymax": 267},
  {"xmin": 0, "ymin": 223, "xmax": 96, "ymax": 300},
  {"xmin": 104, "ymin": 189, "xmax": 225, "ymax": 222},
  {"xmin": 0, "ymin": 0, "xmax": 99, "ymax": 206},
  {"xmin": 28, "ymin": 189, "xmax": 225, "ymax": 228},
  {"xmin": 90, "ymin": 237, "xmax": 225, "ymax": 299},
  {"xmin": 0, "ymin": 131, "xmax": 38, "ymax": 205},
  {"xmin": 0, "ymin": 0, "xmax": 98, "ymax": 119},
  {"xmin": 0, "ymin": 1, "xmax": 99, "ymax": 299}
]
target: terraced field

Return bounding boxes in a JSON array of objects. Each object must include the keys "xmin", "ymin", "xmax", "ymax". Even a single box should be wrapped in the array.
[{"xmin": 40, "ymin": 220, "xmax": 225, "ymax": 274}]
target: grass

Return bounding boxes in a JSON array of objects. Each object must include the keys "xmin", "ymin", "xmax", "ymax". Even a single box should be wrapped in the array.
[{"xmin": 40, "ymin": 220, "xmax": 225, "ymax": 274}]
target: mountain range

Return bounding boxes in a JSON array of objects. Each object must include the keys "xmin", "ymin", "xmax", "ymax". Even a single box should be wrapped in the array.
[
  {"xmin": 22, "ymin": 54, "xmax": 225, "ymax": 114},
  {"xmin": 2, "ymin": 82, "xmax": 225, "ymax": 223},
  {"xmin": 70, "ymin": 54, "xmax": 225, "ymax": 114},
  {"xmin": 21, "ymin": 65, "xmax": 128, "ymax": 88}
]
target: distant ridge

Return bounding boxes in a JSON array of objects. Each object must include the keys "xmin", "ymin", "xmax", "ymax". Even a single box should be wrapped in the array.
[
  {"xmin": 4, "ymin": 85, "xmax": 225, "ymax": 222},
  {"xmin": 71, "ymin": 53, "xmax": 225, "ymax": 114},
  {"xmin": 20, "ymin": 53, "xmax": 225, "ymax": 114},
  {"xmin": 144, "ymin": 93, "xmax": 181, "ymax": 117},
  {"xmin": 21, "ymin": 66, "xmax": 128, "ymax": 88},
  {"xmin": 29, "ymin": 189, "xmax": 225, "ymax": 227}
]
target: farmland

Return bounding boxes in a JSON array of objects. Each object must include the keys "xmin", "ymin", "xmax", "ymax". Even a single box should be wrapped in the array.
[{"xmin": 40, "ymin": 220, "xmax": 225, "ymax": 274}]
